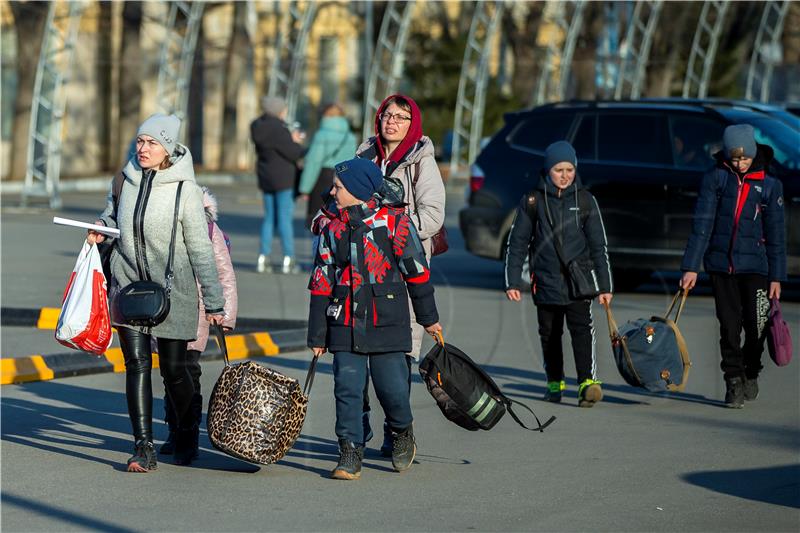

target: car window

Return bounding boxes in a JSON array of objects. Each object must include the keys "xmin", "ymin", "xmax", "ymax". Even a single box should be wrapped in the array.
[
  {"xmin": 508, "ymin": 114, "xmax": 573, "ymax": 154},
  {"xmin": 571, "ymin": 114, "xmax": 596, "ymax": 160},
  {"xmin": 669, "ymin": 115, "xmax": 724, "ymax": 169},
  {"xmin": 597, "ymin": 114, "xmax": 671, "ymax": 165}
]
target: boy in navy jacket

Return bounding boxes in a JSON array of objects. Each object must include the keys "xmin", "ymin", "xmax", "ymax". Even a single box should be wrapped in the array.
[
  {"xmin": 680, "ymin": 124, "xmax": 786, "ymax": 408},
  {"xmin": 307, "ymin": 158, "xmax": 442, "ymax": 480}
]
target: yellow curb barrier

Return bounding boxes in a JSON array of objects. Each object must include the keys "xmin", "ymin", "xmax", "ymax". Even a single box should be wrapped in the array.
[
  {"xmin": 1, "ymin": 355, "xmax": 55, "ymax": 385},
  {"xmin": 37, "ymin": 308, "xmax": 61, "ymax": 330}
]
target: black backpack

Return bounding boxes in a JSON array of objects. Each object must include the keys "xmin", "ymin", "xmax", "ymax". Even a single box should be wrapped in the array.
[{"xmin": 419, "ymin": 339, "xmax": 556, "ymax": 432}]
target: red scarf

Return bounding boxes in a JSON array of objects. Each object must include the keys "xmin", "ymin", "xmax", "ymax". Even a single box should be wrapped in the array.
[{"xmin": 374, "ymin": 94, "xmax": 423, "ymax": 166}]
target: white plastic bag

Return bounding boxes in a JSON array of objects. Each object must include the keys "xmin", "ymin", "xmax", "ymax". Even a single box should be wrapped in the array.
[{"xmin": 55, "ymin": 242, "xmax": 113, "ymax": 354}]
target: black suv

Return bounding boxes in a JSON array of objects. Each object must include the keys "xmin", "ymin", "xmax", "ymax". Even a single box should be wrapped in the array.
[{"xmin": 459, "ymin": 100, "xmax": 799, "ymax": 277}]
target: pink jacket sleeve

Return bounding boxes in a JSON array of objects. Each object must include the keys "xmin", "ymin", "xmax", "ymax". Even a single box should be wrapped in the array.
[{"xmin": 211, "ymin": 223, "xmax": 238, "ymax": 330}]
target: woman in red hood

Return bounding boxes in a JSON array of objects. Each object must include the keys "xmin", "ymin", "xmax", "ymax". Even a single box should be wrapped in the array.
[{"xmin": 353, "ymin": 93, "xmax": 447, "ymax": 456}]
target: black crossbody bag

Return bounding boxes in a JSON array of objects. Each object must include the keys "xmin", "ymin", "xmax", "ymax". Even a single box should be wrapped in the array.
[
  {"xmin": 542, "ymin": 191, "xmax": 601, "ymax": 301},
  {"xmin": 115, "ymin": 182, "xmax": 184, "ymax": 327}
]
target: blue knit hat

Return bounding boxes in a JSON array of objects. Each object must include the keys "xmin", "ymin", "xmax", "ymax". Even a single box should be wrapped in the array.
[
  {"xmin": 137, "ymin": 113, "xmax": 180, "ymax": 154},
  {"xmin": 723, "ymin": 124, "xmax": 757, "ymax": 159},
  {"xmin": 334, "ymin": 158, "xmax": 384, "ymax": 201},
  {"xmin": 544, "ymin": 141, "xmax": 578, "ymax": 172}
]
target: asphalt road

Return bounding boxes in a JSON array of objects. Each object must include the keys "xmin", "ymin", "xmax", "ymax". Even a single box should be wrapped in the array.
[{"xmin": 1, "ymin": 182, "xmax": 799, "ymax": 532}]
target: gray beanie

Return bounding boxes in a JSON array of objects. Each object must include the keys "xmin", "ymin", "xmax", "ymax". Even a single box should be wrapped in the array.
[
  {"xmin": 723, "ymin": 124, "xmax": 757, "ymax": 159},
  {"xmin": 137, "ymin": 113, "xmax": 180, "ymax": 154},
  {"xmin": 544, "ymin": 141, "xmax": 578, "ymax": 171},
  {"xmin": 262, "ymin": 96, "xmax": 287, "ymax": 117}
]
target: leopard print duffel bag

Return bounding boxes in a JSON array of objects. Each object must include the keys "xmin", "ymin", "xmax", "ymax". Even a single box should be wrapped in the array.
[{"xmin": 207, "ymin": 326, "xmax": 318, "ymax": 465}]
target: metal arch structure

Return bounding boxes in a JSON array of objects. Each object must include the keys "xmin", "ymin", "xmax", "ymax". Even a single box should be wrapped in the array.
[
  {"xmin": 362, "ymin": 0, "xmax": 415, "ymax": 139},
  {"xmin": 682, "ymin": 1, "xmax": 730, "ymax": 98},
  {"xmin": 532, "ymin": 0, "xmax": 587, "ymax": 106},
  {"xmin": 449, "ymin": 1, "xmax": 505, "ymax": 176},
  {"xmin": 613, "ymin": 0, "xmax": 663, "ymax": 100},
  {"xmin": 745, "ymin": 1, "xmax": 790, "ymax": 103},
  {"xmin": 21, "ymin": 1, "xmax": 86, "ymax": 209},
  {"xmin": 267, "ymin": 1, "xmax": 319, "ymax": 123},
  {"xmin": 155, "ymin": 1, "xmax": 204, "ymax": 129}
]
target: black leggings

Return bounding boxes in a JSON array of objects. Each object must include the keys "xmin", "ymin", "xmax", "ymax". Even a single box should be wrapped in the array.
[{"xmin": 118, "ymin": 327, "xmax": 194, "ymax": 443}]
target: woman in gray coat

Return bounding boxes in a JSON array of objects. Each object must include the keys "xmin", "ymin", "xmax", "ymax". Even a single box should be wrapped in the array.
[{"xmin": 88, "ymin": 114, "xmax": 225, "ymax": 472}]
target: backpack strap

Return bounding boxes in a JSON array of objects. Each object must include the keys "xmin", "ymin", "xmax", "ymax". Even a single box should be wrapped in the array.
[
  {"xmin": 577, "ymin": 189, "xmax": 592, "ymax": 226},
  {"xmin": 504, "ymin": 398, "xmax": 556, "ymax": 432}
]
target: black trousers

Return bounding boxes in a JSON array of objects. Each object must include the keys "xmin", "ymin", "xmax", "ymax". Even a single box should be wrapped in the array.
[
  {"xmin": 536, "ymin": 301, "xmax": 595, "ymax": 384},
  {"xmin": 163, "ymin": 349, "xmax": 203, "ymax": 431},
  {"xmin": 117, "ymin": 327, "xmax": 194, "ymax": 443},
  {"xmin": 710, "ymin": 273, "xmax": 770, "ymax": 381}
]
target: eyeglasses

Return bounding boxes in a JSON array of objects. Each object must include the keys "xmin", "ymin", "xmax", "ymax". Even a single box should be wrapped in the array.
[{"xmin": 379, "ymin": 112, "xmax": 411, "ymax": 124}]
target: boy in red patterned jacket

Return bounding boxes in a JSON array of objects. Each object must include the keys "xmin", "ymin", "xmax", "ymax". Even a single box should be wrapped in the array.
[{"xmin": 307, "ymin": 158, "xmax": 442, "ymax": 480}]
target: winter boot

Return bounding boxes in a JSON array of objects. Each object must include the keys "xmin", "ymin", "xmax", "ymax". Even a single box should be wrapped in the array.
[
  {"xmin": 380, "ymin": 422, "xmax": 393, "ymax": 458},
  {"xmin": 173, "ymin": 425, "xmax": 199, "ymax": 466},
  {"xmin": 744, "ymin": 377, "xmax": 759, "ymax": 402},
  {"xmin": 127, "ymin": 440, "xmax": 157, "ymax": 473},
  {"xmin": 331, "ymin": 439, "xmax": 364, "ymax": 480},
  {"xmin": 159, "ymin": 431, "xmax": 176, "ymax": 455},
  {"xmin": 391, "ymin": 425, "xmax": 416, "ymax": 472},
  {"xmin": 725, "ymin": 377, "xmax": 745, "ymax": 408}
]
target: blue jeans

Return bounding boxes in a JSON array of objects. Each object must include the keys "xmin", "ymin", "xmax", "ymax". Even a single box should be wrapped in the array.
[
  {"xmin": 333, "ymin": 351, "xmax": 413, "ymax": 445},
  {"xmin": 260, "ymin": 188, "xmax": 295, "ymax": 257}
]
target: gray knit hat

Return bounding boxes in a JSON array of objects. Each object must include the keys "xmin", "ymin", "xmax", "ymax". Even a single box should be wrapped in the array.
[
  {"xmin": 544, "ymin": 141, "xmax": 578, "ymax": 171},
  {"xmin": 723, "ymin": 124, "xmax": 757, "ymax": 159},
  {"xmin": 262, "ymin": 96, "xmax": 287, "ymax": 117},
  {"xmin": 137, "ymin": 113, "xmax": 180, "ymax": 154}
]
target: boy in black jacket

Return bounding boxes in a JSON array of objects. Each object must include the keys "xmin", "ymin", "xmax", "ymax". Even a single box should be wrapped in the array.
[
  {"xmin": 680, "ymin": 124, "xmax": 786, "ymax": 408},
  {"xmin": 504, "ymin": 141, "xmax": 613, "ymax": 407},
  {"xmin": 307, "ymin": 158, "xmax": 442, "ymax": 480}
]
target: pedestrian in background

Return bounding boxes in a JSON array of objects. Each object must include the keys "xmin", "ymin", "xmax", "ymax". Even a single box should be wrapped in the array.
[
  {"xmin": 88, "ymin": 114, "xmax": 225, "ymax": 472},
  {"xmin": 250, "ymin": 96, "xmax": 305, "ymax": 274},
  {"xmin": 158, "ymin": 187, "xmax": 238, "ymax": 459},
  {"xmin": 307, "ymin": 158, "xmax": 442, "ymax": 480},
  {"xmin": 680, "ymin": 124, "xmax": 786, "ymax": 408},
  {"xmin": 298, "ymin": 103, "xmax": 357, "ymax": 228},
  {"xmin": 504, "ymin": 141, "xmax": 613, "ymax": 408}
]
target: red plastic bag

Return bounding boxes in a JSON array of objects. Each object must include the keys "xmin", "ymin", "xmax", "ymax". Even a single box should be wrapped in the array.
[{"xmin": 55, "ymin": 242, "xmax": 113, "ymax": 354}]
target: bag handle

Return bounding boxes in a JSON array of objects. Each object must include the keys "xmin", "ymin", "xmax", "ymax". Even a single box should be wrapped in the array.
[
  {"xmin": 163, "ymin": 181, "xmax": 184, "ymax": 293},
  {"xmin": 602, "ymin": 301, "xmax": 621, "ymax": 341},
  {"xmin": 663, "ymin": 289, "xmax": 688, "ymax": 324},
  {"xmin": 213, "ymin": 323, "xmax": 230, "ymax": 367},
  {"xmin": 505, "ymin": 399, "xmax": 556, "ymax": 432},
  {"xmin": 213, "ymin": 324, "xmax": 320, "ymax": 396}
]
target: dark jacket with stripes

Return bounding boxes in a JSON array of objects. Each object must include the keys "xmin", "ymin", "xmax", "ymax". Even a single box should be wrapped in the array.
[
  {"xmin": 504, "ymin": 174, "xmax": 613, "ymax": 306},
  {"xmin": 307, "ymin": 196, "xmax": 438, "ymax": 354},
  {"xmin": 681, "ymin": 145, "xmax": 786, "ymax": 281}
]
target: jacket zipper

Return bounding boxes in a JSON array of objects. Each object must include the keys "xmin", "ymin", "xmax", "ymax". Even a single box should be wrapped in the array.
[
  {"xmin": 132, "ymin": 170, "xmax": 155, "ymax": 280},
  {"xmin": 728, "ymin": 175, "xmax": 747, "ymax": 274}
]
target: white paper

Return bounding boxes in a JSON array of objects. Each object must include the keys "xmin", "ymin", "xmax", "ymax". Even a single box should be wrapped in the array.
[{"xmin": 53, "ymin": 217, "xmax": 120, "ymax": 238}]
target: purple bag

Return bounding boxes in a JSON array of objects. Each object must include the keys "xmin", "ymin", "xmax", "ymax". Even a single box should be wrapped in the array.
[{"xmin": 767, "ymin": 298, "xmax": 793, "ymax": 367}]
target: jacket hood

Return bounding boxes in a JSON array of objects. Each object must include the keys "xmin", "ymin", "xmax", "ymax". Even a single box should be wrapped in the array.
[
  {"xmin": 373, "ymin": 93, "xmax": 423, "ymax": 165},
  {"xmin": 356, "ymin": 136, "xmax": 435, "ymax": 172},
  {"xmin": 201, "ymin": 186, "xmax": 218, "ymax": 222},
  {"xmin": 713, "ymin": 143, "xmax": 774, "ymax": 173},
  {"xmin": 123, "ymin": 143, "xmax": 196, "ymax": 185},
  {"xmin": 319, "ymin": 115, "xmax": 351, "ymax": 133}
]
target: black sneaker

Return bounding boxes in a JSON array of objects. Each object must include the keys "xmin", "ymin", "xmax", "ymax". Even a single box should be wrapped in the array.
[
  {"xmin": 127, "ymin": 440, "xmax": 157, "ymax": 473},
  {"xmin": 159, "ymin": 430, "xmax": 176, "ymax": 455},
  {"xmin": 331, "ymin": 439, "xmax": 364, "ymax": 480},
  {"xmin": 744, "ymin": 377, "xmax": 759, "ymax": 401},
  {"xmin": 391, "ymin": 426, "xmax": 416, "ymax": 472},
  {"xmin": 725, "ymin": 377, "xmax": 745, "ymax": 409}
]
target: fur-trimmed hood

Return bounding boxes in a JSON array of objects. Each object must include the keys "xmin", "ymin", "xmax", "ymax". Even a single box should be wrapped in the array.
[{"xmin": 201, "ymin": 186, "xmax": 219, "ymax": 223}]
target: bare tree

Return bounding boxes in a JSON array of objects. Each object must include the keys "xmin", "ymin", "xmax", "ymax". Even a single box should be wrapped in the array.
[
  {"xmin": 8, "ymin": 1, "xmax": 48, "ymax": 181},
  {"xmin": 571, "ymin": 1, "xmax": 605, "ymax": 100},
  {"xmin": 97, "ymin": 1, "xmax": 113, "ymax": 171},
  {"xmin": 219, "ymin": 1, "xmax": 251, "ymax": 170},
  {"xmin": 644, "ymin": 1, "xmax": 699, "ymax": 97}
]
